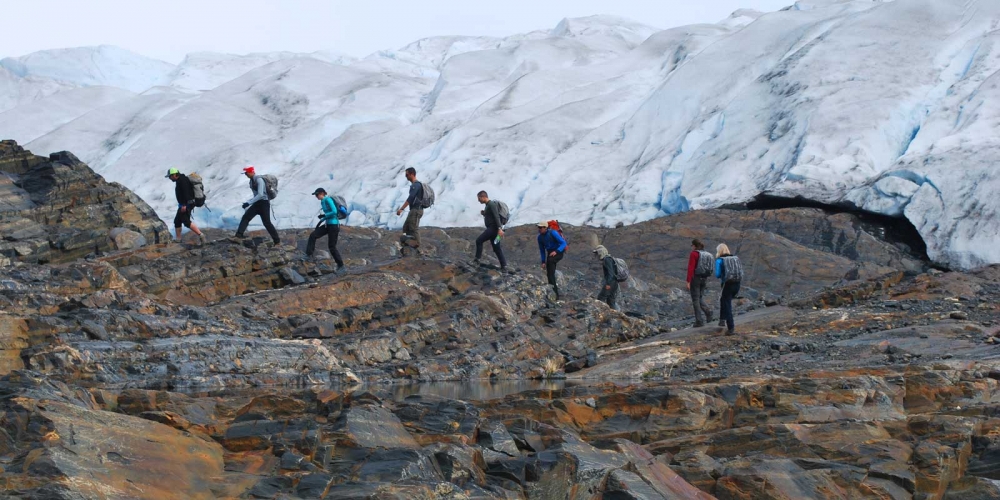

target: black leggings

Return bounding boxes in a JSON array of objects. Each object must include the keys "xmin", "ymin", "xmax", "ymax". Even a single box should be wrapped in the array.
[
  {"xmin": 306, "ymin": 223, "xmax": 344, "ymax": 267},
  {"xmin": 236, "ymin": 200, "xmax": 280, "ymax": 243},
  {"xmin": 720, "ymin": 281, "xmax": 741, "ymax": 331},
  {"xmin": 475, "ymin": 227, "xmax": 507, "ymax": 268}
]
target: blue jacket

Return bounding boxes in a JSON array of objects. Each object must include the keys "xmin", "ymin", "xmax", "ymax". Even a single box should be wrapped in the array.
[
  {"xmin": 320, "ymin": 195, "xmax": 339, "ymax": 225},
  {"xmin": 537, "ymin": 229, "xmax": 567, "ymax": 263}
]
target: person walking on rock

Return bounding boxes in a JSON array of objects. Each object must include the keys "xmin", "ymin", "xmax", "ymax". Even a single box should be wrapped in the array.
[
  {"xmin": 474, "ymin": 191, "xmax": 507, "ymax": 271},
  {"xmin": 686, "ymin": 239, "xmax": 715, "ymax": 327},
  {"xmin": 166, "ymin": 168, "xmax": 206, "ymax": 245},
  {"xmin": 593, "ymin": 245, "xmax": 619, "ymax": 310},
  {"xmin": 715, "ymin": 243, "xmax": 744, "ymax": 336},
  {"xmin": 234, "ymin": 166, "xmax": 280, "ymax": 245},
  {"xmin": 305, "ymin": 188, "xmax": 345, "ymax": 272},
  {"xmin": 537, "ymin": 221, "xmax": 567, "ymax": 300},
  {"xmin": 396, "ymin": 167, "xmax": 429, "ymax": 254}
]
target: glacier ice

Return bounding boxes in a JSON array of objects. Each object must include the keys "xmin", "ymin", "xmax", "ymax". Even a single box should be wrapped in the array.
[{"xmin": 2, "ymin": 3, "xmax": 1000, "ymax": 270}]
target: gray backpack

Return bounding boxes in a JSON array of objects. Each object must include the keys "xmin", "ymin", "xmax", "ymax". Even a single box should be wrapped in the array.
[
  {"xmin": 721, "ymin": 255, "xmax": 744, "ymax": 283},
  {"xmin": 260, "ymin": 175, "xmax": 279, "ymax": 200},
  {"xmin": 418, "ymin": 182, "xmax": 435, "ymax": 208},
  {"xmin": 695, "ymin": 250, "xmax": 715, "ymax": 277},
  {"xmin": 613, "ymin": 257, "xmax": 630, "ymax": 283},
  {"xmin": 491, "ymin": 200, "xmax": 510, "ymax": 226},
  {"xmin": 188, "ymin": 173, "xmax": 206, "ymax": 207},
  {"xmin": 331, "ymin": 195, "xmax": 348, "ymax": 220}
]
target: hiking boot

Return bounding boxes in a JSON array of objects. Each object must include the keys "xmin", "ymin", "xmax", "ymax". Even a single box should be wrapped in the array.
[
  {"xmin": 197, "ymin": 234, "xmax": 207, "ymax": 246},
  {"xmin": 472, "ymin": 258, "xmax": 482, "ymax": 267},
  {"xmin": 718, "ymin": 319, "xmax": 726, "ymax": 327},
  {"xmin": 336, "ymin": 265, "xmax": 345, "ymax": 274},
  {"xmin": 694, "ymin": 321, "xmax": 705, "ymax": 328},
  {"xmin": 725, "ymin": 328, "xmax": 736, "ymax": 336},
  {"xmin": 706, "ymin": 312, "xmax": 715, "ymax": 323}
]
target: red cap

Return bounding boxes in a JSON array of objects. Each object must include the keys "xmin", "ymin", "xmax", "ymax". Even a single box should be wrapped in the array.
[{"xmin": 243, "ymin": 165, "xmax": 255, "ymax": 175}]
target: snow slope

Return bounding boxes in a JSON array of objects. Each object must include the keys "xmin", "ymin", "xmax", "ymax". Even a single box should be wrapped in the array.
[
  {"xmin": 6, "ymin": 4, "xmax": 1000, "ymax": 269},
  {"xmin": 0, "ymin": 45, "xmax": 174, "ymax": 93}
]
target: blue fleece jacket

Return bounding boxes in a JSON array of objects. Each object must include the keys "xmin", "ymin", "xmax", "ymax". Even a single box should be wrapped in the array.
[
  {"xmin": 320, "ymin": 195, "xmax": 339, "ymax": 225},
  {"xmin": 537, "ymin": 229, "xmax": 567, "ymax": 263}
]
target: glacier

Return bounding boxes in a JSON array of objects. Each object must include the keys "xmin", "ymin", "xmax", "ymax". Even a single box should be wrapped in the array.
[{"xmin": 1, "ymin": 0, "xmax": 999, "ymax": 270}]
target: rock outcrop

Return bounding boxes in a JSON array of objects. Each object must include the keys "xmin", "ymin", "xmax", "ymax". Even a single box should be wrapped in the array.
[
  {"xmin": 0, "ymin": 140, "xmax": 167, "ymax": 265},
  {"xmin": 6, "ymin": 143, "xmax": 1000, "ymax": 498}
]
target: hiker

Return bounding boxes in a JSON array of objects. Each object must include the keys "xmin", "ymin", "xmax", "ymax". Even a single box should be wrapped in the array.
[
  {"xmin": 474, "ymin": 190, "xmax": 507, "ymax": 271},
  {"xmin": 396, "ymin": 167, "xmax": 432, "ymax": 253},
  {"xmin": 715, "ymin": 243, "xmax": 743, "ymax": 335},
  {"xmin": 166, "ymin": 168, "xmax": 206, "ymax": 245},
  {"xmin": 686, "ymin": 239, "xmax": 715, "ymax": 327},
  {"xmin": 234, "ymin": 166, "xmax": 280, "ymax": 245},
  {"xmin": 593, "ymin": 245, "xmax": 619, "ymax": 310},
  {"xmin": 305, "ymin": 188, "xmax": 345, "ymax": 272},
  {"xmin": 537, "ymin": 221, "xmax": 567, "ymax": 300}
]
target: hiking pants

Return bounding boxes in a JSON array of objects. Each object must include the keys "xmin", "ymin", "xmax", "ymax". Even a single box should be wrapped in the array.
[
  {"xmin": 690, "ymin": 275, "xmax": 712, "ymax": 324},
  {"xmin": 720, "ymin": 280, "xmax": 741, "ymax": 332},
  {"xmin": 236, "ymin": 200, "xmax": 280, "ymax": 243},
  {"xmin": 598, "ymin": 281, "xmax": 619, "ymax": 310},
  {"xmin": 174, "ymin": 205, "xmax": 194, "ymax": 229},
  {"xmin": 545, "ymin": 251, "xmax": 564, "ymax": 288},
  {"xmin": 306, "ymin": 223, "xmax": 344, "ymax": 267},
  {"xmin": 401, "ymin": 208, "xmax": 424, "ymax": 247},
  {"xmin": 475, "ymin": 226, "xmax": 507, "ymax": 268}
]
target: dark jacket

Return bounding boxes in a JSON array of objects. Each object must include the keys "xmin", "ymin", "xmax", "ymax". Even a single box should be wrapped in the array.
[
  {"xmin": 483, "ymin": 200, "xmax": 502, "ymax": 228},
  {"xmin": 537, "ymin": 229, "xmax": 567, "ymax": 263},
  {"xmin": 406, "ymin": 181, "xmax": 424, "ymax": 207},
  {"xmin": 174, "ymin": 174, "xmax": 195, "ymax": 206},
  {"xmin": 602, "ymin": 256, "xmax": 617, "ymax": 287}
]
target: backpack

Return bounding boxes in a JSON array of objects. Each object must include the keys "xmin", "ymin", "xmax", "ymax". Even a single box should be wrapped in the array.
[
  {"xmin": 491, "ymin": 200, "xmax": 510, "ymax": 226},
  {"xmin": 260, "ymin": 175, "xmax": 279, "ymax": 200},
  {"xmin": 613, "ymin": 257, "xmax": 630, "ymax": 283},
  {"xmin": 695, "ymin": 250, "xmax": 715, "ymax": 277},
  {"xmin": 548, "ymin": 220, "xmax": 567, "ymax": 251},
  {"xmin": 721, "ymin": 255, "xmax": 744, "ymax": 283},
  {"xmin": 188, "ymin": 173, "xmax": 206, "ymax": 207},
  {"xmin": 331, "ymin": 195, "xmax": 349, "ymax": 220},
  {"xmin": 418, "ymin": 182, "xmax": 435, "ymax": 208}
]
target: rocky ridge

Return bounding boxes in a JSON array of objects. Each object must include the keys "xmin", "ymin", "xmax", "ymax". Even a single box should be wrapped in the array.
[{"xmin": 3, "ymin": 142, "xmax": 1000, "ymax": 499}]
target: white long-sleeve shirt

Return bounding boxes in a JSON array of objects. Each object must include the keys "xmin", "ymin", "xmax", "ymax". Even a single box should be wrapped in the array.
[{"xmin": 246, "ymin": 175, "xmax": 268, "ymax": 205}]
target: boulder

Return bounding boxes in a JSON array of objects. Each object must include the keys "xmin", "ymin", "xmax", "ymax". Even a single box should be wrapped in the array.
[{"xmin": 110, "ymin": 227, "xmax": 147, "ymax": 250}]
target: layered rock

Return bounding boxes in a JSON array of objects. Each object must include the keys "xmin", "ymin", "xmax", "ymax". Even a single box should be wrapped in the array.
[
  {"xmin": 0, "ymin": 140, "xmax": 167, "ymax": 265},
  {"xmin": 7, "ymin": 144, "xmax": 1000, "ymax": 497}
]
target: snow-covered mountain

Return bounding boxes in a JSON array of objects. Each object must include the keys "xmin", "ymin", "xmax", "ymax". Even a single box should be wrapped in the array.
[
  {"xmin": 2, "ymin": 1, "xmax": 1000, "ymax": 270},
  {"xmin": 0, "ymin": 45, "xmax": 174, "ymax": 93}
]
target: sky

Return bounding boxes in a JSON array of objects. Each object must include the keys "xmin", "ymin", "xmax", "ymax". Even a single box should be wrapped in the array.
[{"xmin": 2, "ymin": 0, "xmax": 793, "ymax": 63}]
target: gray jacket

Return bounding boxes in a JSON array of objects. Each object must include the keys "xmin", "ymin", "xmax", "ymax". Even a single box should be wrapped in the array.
[
  {"xmin": 484, "ymin": 200, "xmax": 502, "ymax": 229},
  {"xmin": 246, "ymin": 175, "xmax": 268, "ymax": 205}
]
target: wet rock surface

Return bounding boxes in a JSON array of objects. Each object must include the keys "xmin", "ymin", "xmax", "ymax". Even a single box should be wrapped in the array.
[{"xmin": 4, "ymin": 143, "xmax": 1000, "ymax": 498}]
